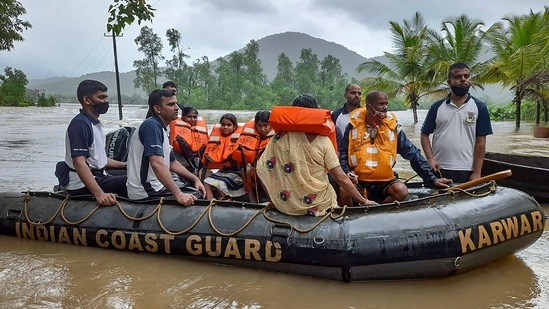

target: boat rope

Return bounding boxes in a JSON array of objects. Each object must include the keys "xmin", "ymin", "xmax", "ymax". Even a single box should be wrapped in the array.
[
  {"xmin": 156, "ymin": 198, "xmax": 213, "ymax": 236},
  {"xmin": 60, "ymin": 199, "xmax": 101, "ymax": 225},
  {"xmin": 23, "ymin": 191, "xmax": 66, "ymax": 225},
  {"xmin": 208, "ymin": 202, "xmax": 270, "ymax": 237},
  {"xmin": 115, "ymin": 198, "xmax": 162, "ymax": 221},
  {"xmin": 262, "ymin": 205, "xmax": 348, "ymax": 234},
  {"xmin": 445, "ymin": 181, "xmax": 497, "ymax": 198},
  {"xmin": 22, "ymin": 192, "xmax": 347, "ymax": 236},
  {"xmin": 402, "ymin": 174, "xmax": 419, "ymax": 183}
]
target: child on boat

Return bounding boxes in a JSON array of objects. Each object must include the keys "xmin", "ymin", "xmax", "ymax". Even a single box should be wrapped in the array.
[
  {"xmin": 203, "ymin": 113, "xmax": 246, "ymax": 200},
  {"xmin": 169, "ymin": 106, "xmax": 208, "ymax": 174}
]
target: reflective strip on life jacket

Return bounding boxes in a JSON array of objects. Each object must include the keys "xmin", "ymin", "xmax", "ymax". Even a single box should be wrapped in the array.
[
  {"xmin": 169, "ymin": 117, "xmax": 209, "ymax": 155},
  {"xmin": 231, "ymin": 119, "xmax": 260, "ymax": 166},
  {"xmin": 202, "ymin": 124, "xmax": 243, "ymax": 169},
  {"xmin": 231, "ymin": 119, "xmax": 275, "ymax": 166},
  {"xmin": 348, "ymin": 108, "xmax": 398, "ymax": 181}
]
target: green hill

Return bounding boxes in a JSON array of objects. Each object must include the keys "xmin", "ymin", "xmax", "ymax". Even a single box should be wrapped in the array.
[{"xmin": 26, "ymin": 31, "xmax": 511, "ymax": 104}]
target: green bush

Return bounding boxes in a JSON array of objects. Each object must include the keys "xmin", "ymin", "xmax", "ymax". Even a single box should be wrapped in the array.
[
  {"xmin": 488, "ymin": 100, "xmax": 544, "ymax": 121},
  {"xmin": 488, "ymin": 104, "xmax": 514, "ymax": 120},
  {"xmin": 36, "ymin": 95, "xmax": 56, "ymax": 107}
]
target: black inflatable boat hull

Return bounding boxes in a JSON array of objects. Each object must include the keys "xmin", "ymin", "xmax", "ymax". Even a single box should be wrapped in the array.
[{"xmin": 0, "ymin": 183, "xmax": 543, "ymax": 282}]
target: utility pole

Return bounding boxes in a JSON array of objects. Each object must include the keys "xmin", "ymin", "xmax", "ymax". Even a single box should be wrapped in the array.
[{"xmin": 104, "ymin": 31, "xmax": 123, "ymax": 120}]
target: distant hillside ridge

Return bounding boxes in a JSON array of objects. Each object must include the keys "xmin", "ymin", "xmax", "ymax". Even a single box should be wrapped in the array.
[
  {"xmin": 27, "ymin": 71, "xmax": 144, "ymax": 99},
  {"xmin": 249, "ymin": 31, "xmax": 370, "ymax": 81},
  {"xmin": 25, "ymin": 31, "xmax": 511, "ymax": 103},
  {"xmin": 27, "ymin": 32, "xmax": 373, "ymax": 97}
]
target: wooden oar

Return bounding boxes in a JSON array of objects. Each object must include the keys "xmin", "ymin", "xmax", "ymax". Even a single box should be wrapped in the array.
[{"xmin": 447, "ymin": 169, "xmax": 512, "ymax": 191}]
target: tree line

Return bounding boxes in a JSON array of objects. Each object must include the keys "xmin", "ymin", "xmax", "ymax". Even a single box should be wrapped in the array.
[
  {"xmin": 132, "ymin": 26, "xmax": 353, "ymax": 110},
  {"xmin": 131, "ymin": 8, "xmax": 549, "ymax": 127}
]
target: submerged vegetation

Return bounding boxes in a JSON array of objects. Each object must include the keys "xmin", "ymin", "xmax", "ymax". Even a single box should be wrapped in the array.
[{"xmin": 489, "ymin": 101, "xmax": 548, "ymax": 122}]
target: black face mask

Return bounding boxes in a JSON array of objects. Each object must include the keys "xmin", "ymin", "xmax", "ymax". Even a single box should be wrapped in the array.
[
  {"xmin": 91, "ymin": 100, "xmax": 110, "ymax": 114},
  {"xmin": 451, "ymin": 85, "xmax": 470, "ymax": 97}
]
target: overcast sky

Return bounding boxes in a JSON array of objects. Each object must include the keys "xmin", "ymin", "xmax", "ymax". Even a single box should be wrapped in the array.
[{"xmin": 1, "ymin": 0, "xmax": 546, "ymax": 79}]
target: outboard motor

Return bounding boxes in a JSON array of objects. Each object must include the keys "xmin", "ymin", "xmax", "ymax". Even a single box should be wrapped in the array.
[{"xmin": 105, "ymin": 126, "xmax": 136, "ymax": 162}]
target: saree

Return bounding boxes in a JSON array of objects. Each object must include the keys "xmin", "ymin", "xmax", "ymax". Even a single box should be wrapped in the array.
[{"xmin": 256, "ymin": 132, "xmax": 340, "ymax": 216}]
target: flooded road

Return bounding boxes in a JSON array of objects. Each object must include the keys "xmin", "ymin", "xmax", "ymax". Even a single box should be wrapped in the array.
[{"xmin": 0, "ymin": 105, "xmax": 548, "ymax": 308}]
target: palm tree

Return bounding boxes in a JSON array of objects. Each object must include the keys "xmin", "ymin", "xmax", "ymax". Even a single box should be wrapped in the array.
[
  {"xmin": 486, "ymin": 8, "xmax": 549, "ymax": 128},
  {"xmin": 427, "ymin": 14, "xmax": 501, "ymax": 88},
  {"xmin": 357, "ymin": 12, "xmax": 445, "ymax": 123},
  {"xmin": 529, "ymin": 8, "xmax": 549, "ymax": 125}
]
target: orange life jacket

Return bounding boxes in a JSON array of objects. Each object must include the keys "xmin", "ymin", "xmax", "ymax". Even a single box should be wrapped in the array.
[
  {"xmin": 169, "ymin": 116, "xmax": 209, "ymax": 156},
  {"xmin": 269, "ymin": 106, "xmax": 337, "ymax": 150},
  {"xmin": 231, "ymin": 119, "xmax": 275, "ymax": 166},
  {"xmin": 202, "ymin": 124, "xmax": 243, "ymax": 169},
  {"xmin": 347, "ymin": 108, "xmax": 398, "ymax": 181}
]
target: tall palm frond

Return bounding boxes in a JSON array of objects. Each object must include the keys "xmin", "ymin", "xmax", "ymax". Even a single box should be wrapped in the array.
[
  {"xmin": 358, "ymin": 12, "xmax": 440, "ymax": 123},
  {"xmin": 486, "ymin": 8, "xmax": 549, "ymax": 127}
]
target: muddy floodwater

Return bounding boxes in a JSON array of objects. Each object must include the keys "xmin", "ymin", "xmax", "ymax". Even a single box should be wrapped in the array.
[{"xmin": 1, "ymin": 105, "xmax": 548, "ymax": 308}]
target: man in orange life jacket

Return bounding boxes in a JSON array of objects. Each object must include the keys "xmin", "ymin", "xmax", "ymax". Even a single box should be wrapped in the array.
[{"xmin": 340, "ymin": 91, "xmax": 452, "ymax": 203}]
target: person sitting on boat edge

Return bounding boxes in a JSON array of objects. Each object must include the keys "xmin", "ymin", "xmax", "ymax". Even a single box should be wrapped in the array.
[
  {"xmin": 57, "ymin": 79, "xmax": 127, "ymax": 206},
  {"xmin": 256, "ymin": 94, "xmax": 376, "ymax": 217},
  {"xmin": 203, "ymin": 113, "xmax": 247, "ymax": 200},
  {"xmin": 241, "ymin": 110, "xmax": 274, "ymax": 203},
  {"xmin": 169, "ymin": 106, "xmax": 208, "ymax": 173},
  {"xmin": 126, "ymin": 89, "xmax": 205, "ymax": 206},
  {"xmin": 340, "ymin": 90, "xmax": 453, "ymax": 203}
]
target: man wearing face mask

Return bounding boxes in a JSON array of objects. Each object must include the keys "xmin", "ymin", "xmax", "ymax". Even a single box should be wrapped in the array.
[
  {"xmin": 420, "ymin": 63, "xmax": 493, "ymax": 183},
  {"xmin": 62, "ymin": 80, "xmax": 127, "ymax": 206},
  {"xmin": 339, "ymin": 91, "xmax": 452, "ymax": 203}
]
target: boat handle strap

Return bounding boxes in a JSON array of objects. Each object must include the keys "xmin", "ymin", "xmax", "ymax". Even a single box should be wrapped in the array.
[
  {"xmin": 270, "ymin": 223, "xmax": 293, "ymax": 237},
  {"xmin": 6, "ymin": 208, "xmax": 22, "ymax": 221}
]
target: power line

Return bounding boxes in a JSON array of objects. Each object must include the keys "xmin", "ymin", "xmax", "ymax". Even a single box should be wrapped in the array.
[
  {"xmin": 69, "ymin": 36, "xmax": 105, "ymax": 77},
  {"xmin": 81, "ymin": 41, "xmax": 112, "ymax": 75}
]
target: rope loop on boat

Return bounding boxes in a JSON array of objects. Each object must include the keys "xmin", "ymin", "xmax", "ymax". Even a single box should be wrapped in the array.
[
  {"xmin": 329, "ymin": 205, "xmax": 347, "ymax": 220},
  {"xmin": 20, "ymin": 192, "xmax": 353, "ymax": 236},
  {"xmin": 260, "ymin": 205, "xmax": 350, "ymax": 234},
  {"xmin": 23, "ymin": 191, "xmax": 66, "ymax": 225},
  {"xmin": 156, "ymin": 198, "xmax": 213, "ymax": 236},
  {"xmin": 263, "ymin": 209, "xmax": 329, "ymax": 234},
  {"xmin": 116, "ymin": 197, "xmax": 162, "ymax": 221},
  {"xmin": 60, "ymin": 199, "xmax": 100, "ymax": 225},
  {"xmin": 444, "ymin": 181, "xmax": 497, "ymax": 198},
  {"xmin": 208, "ymin": 201, "xmax": 269, "ymax": 237}
]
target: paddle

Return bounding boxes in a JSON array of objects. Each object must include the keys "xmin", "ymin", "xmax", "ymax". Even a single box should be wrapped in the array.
[{"xmin": 447, "ymin": 169, "xmax": 512, "ymax": 191}]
